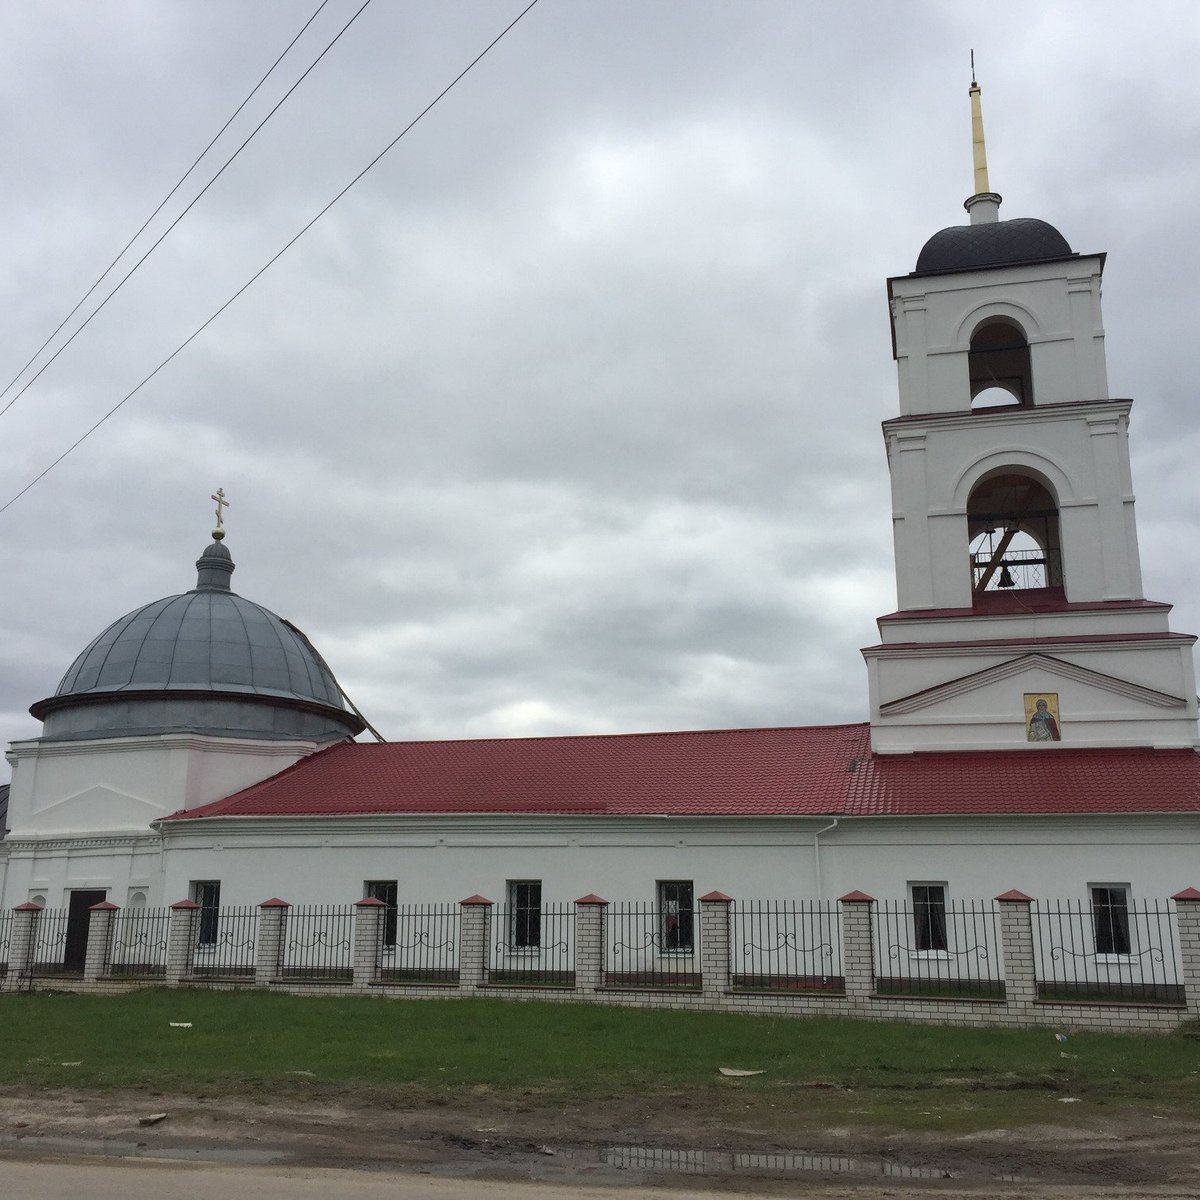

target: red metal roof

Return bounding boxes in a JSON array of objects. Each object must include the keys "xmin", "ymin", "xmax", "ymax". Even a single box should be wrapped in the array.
[{"xmin": 165, "ymin": 724, "xmax": 1200, "ymax": 822}]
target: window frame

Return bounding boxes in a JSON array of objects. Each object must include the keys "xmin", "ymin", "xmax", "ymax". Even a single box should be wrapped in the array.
[
  {"xmin": 1089, "ymin": 883, "xmax": 1132, "ymax": 958},
  {"xmin": 657, "ymin": 880, "xmax": 695, "ymax": 954},
  {"xmin": 365, "ymin": 880, "xmax": 399, "ymax": 948},
  {"xmin": 909, "ymin": 881, "xmax": 949, "ymax": 956},
  {"xmin": 191, "ymin": 879, "xmax": 221, "ymax": 947},
  {"xmin": 506, "ymin": 879, "xmax": 542, "ymax": 951}
]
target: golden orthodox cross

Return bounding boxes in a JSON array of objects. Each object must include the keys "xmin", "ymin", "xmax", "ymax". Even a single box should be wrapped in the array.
[{"xmin": 211, "ymin": 487, "xmax": 230, "ymax": 537}]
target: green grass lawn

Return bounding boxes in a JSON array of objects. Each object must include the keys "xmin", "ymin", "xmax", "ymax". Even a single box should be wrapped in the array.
[{"xmin": 2, "ymin": 989, "xmax": 1198, "ymax": 1131}]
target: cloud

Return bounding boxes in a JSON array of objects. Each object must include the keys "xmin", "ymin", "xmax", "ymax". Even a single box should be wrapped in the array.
[{"xmin": 0, "ymin": 2, "xmax": 1197, "ymax": 768}]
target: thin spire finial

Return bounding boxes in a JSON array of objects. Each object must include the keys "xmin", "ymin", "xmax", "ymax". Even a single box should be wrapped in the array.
[
  {"xmin": 968, "ymin": 52, "xmax": 989, "ymax": 195},
  {"xmin": 211, "ymin": 486, "xmax": 230, "ymax": 542}
]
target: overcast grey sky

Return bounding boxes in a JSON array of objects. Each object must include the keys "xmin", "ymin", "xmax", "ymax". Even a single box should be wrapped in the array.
[{"xmin": 2, "ymin": 1, "xmax": 1198, "ymax": 762}]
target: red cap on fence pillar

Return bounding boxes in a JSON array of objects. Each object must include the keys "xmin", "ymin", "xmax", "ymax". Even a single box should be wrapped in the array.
[
  {"xmin": 171, "ymin": 899, "xmax": 201, "ymax": 910},
  {"xmin": 89, "ymin": 901, "xmax": 120, "ymax": 911},
  {"xmin": 259, "ymin": 897, "xmax": 290, "ymax": 908},
  {"xmin": 699, "ymin": 891, "xmax": 734, "ymax": 903},
  {"xmin": 355, "ymin": 897, "xmax": 387, "ymax": 907},
  {"xmin": 13, "ymin": 902, "xmax": 42, "ymax": 912},
  {"xmin": 838, "ymin": 890, "xmax": 875, "ymax": 903},
  {"xmin": 1172, "ymin": 887, "xmax": 1200, "ymax": 901},
  {"xmin": 460, "ymin": 895, "xmax": 493, "ymax": 906},
  {"xmin": 995, "ymin": 889, "xmax": 1033, "ymax": 903},
  {"xmin": 575, "ymin": 894, "xmax": 608, "ymax": 905}
]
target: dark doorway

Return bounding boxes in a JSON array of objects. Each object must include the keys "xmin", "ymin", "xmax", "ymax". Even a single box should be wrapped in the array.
[{"xmin": 64, "ymin": 889, "xmax": 107, "ymax": 972}]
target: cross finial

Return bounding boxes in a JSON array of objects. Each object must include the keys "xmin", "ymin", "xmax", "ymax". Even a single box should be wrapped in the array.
[{"xmin": 211, "ymin": 487, "xmax": 230, "ymax": 541}]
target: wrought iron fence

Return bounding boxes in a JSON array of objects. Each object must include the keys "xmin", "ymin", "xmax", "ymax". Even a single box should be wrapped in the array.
[
  {"xmin": 605, "ymin": 903, "xmax": 700, "ymax": 989},
  {"xmin": 873, "ymin": 900, "xmax": 1005, "ymax": 998},
  {"xmin": 0, "ymin": 911, "xmax": 11, "ymax": 977},
  {"xmin": 282, "ymin": 905, "xmax": 355, "ymax": 982},
  {"xmin": 110, "ymin": 907, "xmax": 170, "ymax": 976},
  {"xmin": 1033, "ymin": 899, "xmax": 1183, "ymax": 1004},
  {"xmin": 487, "ymin": 903, "xmax": 574, "ymax": 986},
  {"xmin": 379, "ymin": 903, "xmax": 459, "ymax": 985},
  {"xmin": 29, "ymin": 908, "xmax": 72, "ymax": 975},
  {"xmin": 190, "ymin": 906, "xmax": 258, "ymax": 977},
  {"xmin": 731, "ymin": 900, "xmax": 842, "ymax": 992}
]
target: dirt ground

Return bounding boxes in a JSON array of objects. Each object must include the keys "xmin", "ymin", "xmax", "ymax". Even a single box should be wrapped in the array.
[{"xmin": 1, "ymin": 1084, "xmax": 1198, "ymax": 1198}]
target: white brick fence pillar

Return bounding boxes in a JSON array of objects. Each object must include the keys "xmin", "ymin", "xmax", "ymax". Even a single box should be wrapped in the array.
[
  {"xmin": 996, "ymin": 889, "xmax": 1037, "ymax": 1013},
  {"xmin": 1172, "ymin": 887, "xmax": 1200, "ymax": 1017},
  {"xmin": 574, "ymin": 895, "xmax": 607, "ymax": 992},
  {"xmin": 458, "ymin": 895, "xmax": 492, "ymax": 991},
  {"xmin": 3, "ymin": 903, "xmax": 41, "ymax": 991},
  {"xmin": 83, "ymin": 902, "xmax": 119, "ymax": 983},
  {"xmin": 165, "ymin": 900, "xmax": 200, "ymax": 986},
  {"xmin": 353, "ymin": 898, "xmax": 386, "ymax": 990},
  {"xmin": 839, "ymin": 891, "xmax": 875, "ymax": 1004},
  {"xmin": 256, "ymin": 898, "xmax": 289, "ymax": 983},
  {"xmin": 699, "ymin": 891, "xmax": 733, "ymax": 996}
]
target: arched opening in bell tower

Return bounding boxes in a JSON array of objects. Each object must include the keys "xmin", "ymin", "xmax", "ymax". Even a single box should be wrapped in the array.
[
  {"xmin": 967, "ymin": 471, "xmax": 1063, "ymax": 599},
  {"xmin": 969, "ymin": 319, "xmax": 1033, "ymax": 409}
]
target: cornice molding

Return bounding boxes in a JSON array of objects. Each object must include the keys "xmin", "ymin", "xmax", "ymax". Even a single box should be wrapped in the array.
[
  {"xmin": 864, "ymin": 634, "xmax": 1194, "ymax": 661},
  {"xmin": 6, "ymin": 732, "xmax": 325, "ymax": 761},
  {"xmin": 3, "ymin": 832, "xmax": 160, "ymax": 853}
]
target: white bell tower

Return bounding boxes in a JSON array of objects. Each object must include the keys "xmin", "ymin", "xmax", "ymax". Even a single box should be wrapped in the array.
[{"xmin": 863, "ymin": 76, "xmax": 1198, "ymax": 753}]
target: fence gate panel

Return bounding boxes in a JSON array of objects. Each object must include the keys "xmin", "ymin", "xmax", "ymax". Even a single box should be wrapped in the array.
[{"xmin": 732, "ymin": 900, "xmax": 843, "ymax": 992}]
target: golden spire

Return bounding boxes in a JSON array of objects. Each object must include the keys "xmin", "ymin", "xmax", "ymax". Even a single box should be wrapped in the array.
[
  {"xmin": 969, "ymin": 51, "xmax": 989, "ymax": 194},
  {"xmin": 964, "ymin": 52, "xmax": 1001, "ymax": 224},
  {"xmin": 211, "ymin": 486, "xmax": 230, "ymax": 541}
]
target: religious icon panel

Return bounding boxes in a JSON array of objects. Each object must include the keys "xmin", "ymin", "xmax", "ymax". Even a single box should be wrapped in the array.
[{"xmin": 1024, "ymin": 693, "xmax": 1061, "ymax": 742}]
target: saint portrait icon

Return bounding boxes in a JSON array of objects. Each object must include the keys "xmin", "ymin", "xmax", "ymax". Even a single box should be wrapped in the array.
[{"xmin": 1024, "ymin": 693, "xmax": 1061, "ymax": 742}]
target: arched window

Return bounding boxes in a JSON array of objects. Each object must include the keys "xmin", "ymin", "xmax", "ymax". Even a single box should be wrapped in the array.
[
  {"xmin": 968, "ymin": 472, "xmax": 1063, "ymax": 597},
  {"xmin": 969, "ymin": 319, "xmax": 1032, "ymax": 409}
]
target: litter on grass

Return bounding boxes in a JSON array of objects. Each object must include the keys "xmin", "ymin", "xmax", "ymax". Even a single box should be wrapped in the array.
[
  {"xmin": 719, "ymin": 1067, "xmax": 765, "ymax": 1077},
  {"xmin": 1054, "ymin": 1033, "xmax": 1069, "ymax": 1043},
  {"xmin": 1057, "ymin": 1097, "xmax": 1082, "ymax": 1103},
  {"xmin": 169, "ymin": 1022, "xmax": 193, "ymax": 1028}
]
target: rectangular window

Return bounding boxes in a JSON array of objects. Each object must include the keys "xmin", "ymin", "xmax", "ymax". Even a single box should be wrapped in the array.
[
  {"xmin": 1091, "ymin": 884, "xmax": 1131, "ymax": 955},
  {"xmin": 658, "ymin": 880, "xmax": 694, "ymax": 952},
  {"xmin": 365, "ymin": 880, "xmax": 398, "ymax": 948},
  {"xmin": 507, "ymin": 880, "xmax": 542, "ymax": 949},
  {"xmin": 191, "ymin": 880, "xmax": 221, "ymax": 947},
  {"xmin": 910, "ymin": 883, "xmax": 948, "ymax": 952}
]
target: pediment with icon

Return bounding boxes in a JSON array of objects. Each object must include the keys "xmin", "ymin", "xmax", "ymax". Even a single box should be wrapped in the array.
[{"xmin": 878, "ymin": 652, "xmax": 1188, "ymax": 746}]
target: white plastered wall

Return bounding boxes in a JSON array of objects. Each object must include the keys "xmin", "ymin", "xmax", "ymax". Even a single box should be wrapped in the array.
[
  {"xmin": 155, "ymin": 812, "xmax": 1200, "ymax": 908},
  {"xmin": 889, "ymin": 257, "xmax": 1108, "ymax": 417},
  {"xmin": 886, "ymin": 400, "xmax": 1143, "ymax": 612},
  {"xmin": 0, "ymin": 732, "xmax": 327, "ymax": 910}
]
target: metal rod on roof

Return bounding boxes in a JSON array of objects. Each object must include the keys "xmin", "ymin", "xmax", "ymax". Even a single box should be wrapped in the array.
[{"xmin": 281, "ymin": 618, "xmax": 386, "ymax": 743}]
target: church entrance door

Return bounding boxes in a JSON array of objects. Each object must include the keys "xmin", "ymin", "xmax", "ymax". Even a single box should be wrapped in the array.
[{"xmin": 64, "ymin": 889, "xmax": 107, "ymax": 973}]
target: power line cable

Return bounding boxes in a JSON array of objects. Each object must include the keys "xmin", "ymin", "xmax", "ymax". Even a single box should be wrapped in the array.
[
  {"xmin": 0, "ymin": 0, "xmax": 375, "ymax": 424},
  {"xmin": 0, "ymin": 0, "xmax": 543, "ymax": 518},
  {"xmin": 0, "ymin": 0, "xmax": 335, "ymax": 413}
]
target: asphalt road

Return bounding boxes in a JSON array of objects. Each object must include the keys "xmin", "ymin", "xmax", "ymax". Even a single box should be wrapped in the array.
[
  {"xmin": 0, "ymin": 1158, "xmax": 776, "ymax": 1199},
  {"xmin": 4, "ymin": 1155, "xmax": 1200, "ymax": 1200}
]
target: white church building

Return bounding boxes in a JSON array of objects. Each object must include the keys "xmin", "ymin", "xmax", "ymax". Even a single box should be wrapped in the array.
[{"xmin": 2, "ymin": 86, "xmax": 1199, "ymax": 987}]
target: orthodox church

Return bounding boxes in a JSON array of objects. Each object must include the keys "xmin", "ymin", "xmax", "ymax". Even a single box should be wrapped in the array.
[{"xmin": 2, "ymin": 85, "xmax": 1199, "ymax": 933}]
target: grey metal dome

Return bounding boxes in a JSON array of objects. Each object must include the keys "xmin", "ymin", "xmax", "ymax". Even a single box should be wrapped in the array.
[
  {"xmin": 914, "ymin": 217, "xmax": 1073, "ymax": 275},
  {"xmin": 31, "ymin": 540, "xmax": 364, "ymax": 743}
]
